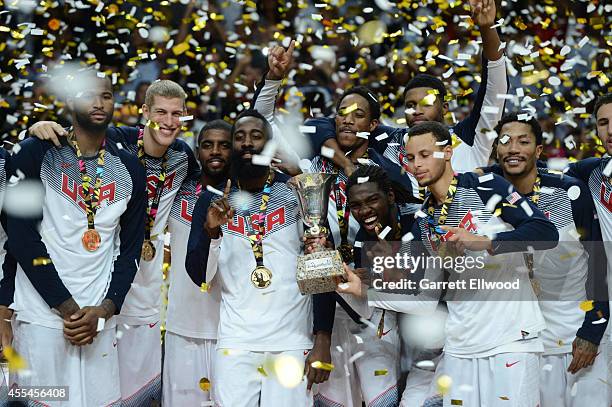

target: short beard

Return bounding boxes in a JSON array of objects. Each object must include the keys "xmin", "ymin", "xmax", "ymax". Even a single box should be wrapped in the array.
[
  {"xmin": 74, "ymin": 110, "xmax": 112, "ymax": 132},
  {"xmin": 230, "ymin": 153, "xmax": 269, "ymax": 180}
]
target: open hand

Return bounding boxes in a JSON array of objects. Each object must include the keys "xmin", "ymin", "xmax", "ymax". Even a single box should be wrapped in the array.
[{"xmin": 29, "ymin": 121, "xmax": 67, "ymax": 147}]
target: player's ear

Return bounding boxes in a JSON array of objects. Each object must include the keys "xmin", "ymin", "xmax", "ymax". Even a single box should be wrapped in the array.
[
  {"xmin": 535, "ymin": 144, "xmax": 543, "ymax": 158},
  {"xmin": 141, "ymin": 104, "xmax": 150, "ymax": 120},
  {"xmin": 444, "ymin": 144, "xmax": 453, "ymax": 161},
  {"xmin": 387, "ymin": 189, "xmax": 395, "ymax": 205},
  {"xmin": 442, "ymin": 100, "xmax": 449, "ymax": 115},
  {"xmin": 368, "ymin": 118, "xmax": 379, "ymax": 132}
]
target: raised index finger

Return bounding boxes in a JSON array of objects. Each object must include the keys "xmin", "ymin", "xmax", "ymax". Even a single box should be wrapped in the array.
[
  {"xmin": 286, "ymin": 39, "xmax": 295, "ymax": 55},
  {"xmin": 223, "ymin": 179, "xmax": 232, "ymax": 198}
]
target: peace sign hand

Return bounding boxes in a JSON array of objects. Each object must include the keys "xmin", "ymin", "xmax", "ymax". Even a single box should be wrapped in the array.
[
  {"xmin": 267, "ymin": 40, "xmax": 296, "ymax": 81},
  {"xmin": 205, "ymin": 180, "xmax": 234, "ymax": 239}
]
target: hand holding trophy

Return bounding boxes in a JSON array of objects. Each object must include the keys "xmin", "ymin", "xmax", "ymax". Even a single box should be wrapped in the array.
[{"xmin": 288, "ymin": 173, "xmax": 347, "ymax": 295}]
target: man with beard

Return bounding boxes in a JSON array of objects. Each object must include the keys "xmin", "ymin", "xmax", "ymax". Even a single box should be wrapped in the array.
[
  {"xmin": 6, "ymin": 71, "xmax": 146, "ymax": 406},
  {"xmin": 163, "ymin": 119, "xmax": 231, "ymax": 406},
  {"xmin": 479, "ymin": 113, "xmax": 609, "ymax": 406},
  {"xmin": 186, "ymin": 110, "xmax": 330, "ymax": 406},
  {"xmin": 297, "ymin": 0, "xmax": 506, "ymax": 178},
  {"xmin": 549, "ymin": 93, "xmax": 612, "ymax": 403},
  {"xmin": 28, "ymin": 79, "xmax": 200, "ymax": 405},
  {"xmin": 403, "ymin": 121, "xmax": 558, "ymax": 406}
]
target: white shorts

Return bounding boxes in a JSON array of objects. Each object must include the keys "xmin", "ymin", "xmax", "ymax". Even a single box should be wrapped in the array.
[
  {"xmin": 213, "ymin": 348, "xmax": 310, "ymax": 407},
  {"xmin": 437, "ymin": 352, "xmax": 540, "ymax": 407},
  {"xmin": 163, "ymin": 332, "xmax": 216, "ymax": 406},
  {"xmin": 11, "ymin": 320, "xmax": 121, "ymax": 407},
  {"xmin": 314, "ymin": 308, "xmax": 400, "ymax": 407},
  {"xmin": 400, "ymin": 353, "xmax": 443, "ymax": 407},
  {"xmin": 117, "ymin": 321, "xmax": 161, "ymax": 405},
  {"xmin": 540, "ymin": 349, "xmax": 609, "ymax": 407}
]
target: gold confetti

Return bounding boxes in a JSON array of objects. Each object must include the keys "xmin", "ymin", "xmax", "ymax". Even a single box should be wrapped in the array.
[
  {"xmin": 3, "ymin": 346, "xmax": 27, "ymax": 371},
  {"xmin": 257, "ymin": 365, "xmax": 268, "ymax": 376},
  {"xmin": 172, "ymin": 42, "xmax": 190, "ymax": 56},
  {"xmin": 310, "ymin": 361, "xmax": 335, "ymax": 371},
  {"xmin": 339, "ymin": 103, "xmax": 358, "ymax": 116},
  {"xmin": 499, "ymin": 396, "xmax": 510, "ymax": 400},
  {"xmin": 146, "ymin": 120, "xmax": 160, "ymax": 130},
  {"xmin": 199, "ymin": 377, "xmax": 211, "ymax": 391},
  {"xmin": 579, "ymin": 300, "xmax": 594, "ymax": 312},
  {"xmin": 33, "ymin": 257, "xmax": 52, "ymax": 266},
  {"xmin": 437, "ymin": 375, "xmax": 452, "ymax": 395},
  {"xmin": 451, "ymin": 400, "xmax": 463, "ymax": 406},
  {"xmin": 419, "ymin": 94, "xmax": 437, "ymax": 106},
  {"xmin": 200, "ymin": 283, "xmax": 209, "ymax": 293},
  {"xmin": 374, "ymin": 369, "xmax": 388, "ymax": 376}
]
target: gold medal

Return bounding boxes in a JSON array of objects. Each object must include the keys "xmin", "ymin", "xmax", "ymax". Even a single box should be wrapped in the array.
[
  {"xmin": 141, "ymin": 240, "xmax": 156, "ymax": 262},
  {"xmin": 82, "ymin": 229, "xmax": 101, "ymax": 252},
  {"xmin": 250, "ymin": 266, "xmax": 272, "ymax": 289}
]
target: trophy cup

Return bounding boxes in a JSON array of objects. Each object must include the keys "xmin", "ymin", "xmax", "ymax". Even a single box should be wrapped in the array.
[{"xmin": 288, "ymin": 173, "xmax": 347, "ymax": 295}]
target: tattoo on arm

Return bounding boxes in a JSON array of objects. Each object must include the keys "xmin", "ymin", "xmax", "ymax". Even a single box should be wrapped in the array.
[
  {"xmin": 100, "ymin": 299, "xmax": 116, "ymax": 319},
  {"xmin": 575, "ymin": 337, "xmax": 598, "ymax": 353},
  {"xmin": 56, "ymin": 298, "xmax": 79, "ymax": 320}
]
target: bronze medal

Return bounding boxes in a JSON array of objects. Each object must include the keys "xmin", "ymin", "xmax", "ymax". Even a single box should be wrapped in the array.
[
  {"xmin": 141, "ymin": 240, "xmax": 156, "ymax": 262},
  {"xmin": 82, "ymin": 229, "xmax": 101, "ymax": 252},
  {"xmin": 250, "ymin": 266, "xmax": 272, "ymax": 289}
]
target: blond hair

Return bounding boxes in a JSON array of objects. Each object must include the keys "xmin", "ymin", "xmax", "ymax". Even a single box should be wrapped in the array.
[{"xmin": 144, "ymin": 79, "xmax": 187, "ymax": 108}]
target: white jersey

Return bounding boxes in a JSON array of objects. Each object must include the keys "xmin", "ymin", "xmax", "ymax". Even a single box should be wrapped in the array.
[
  {"xmin": 118, "ymin": 133, "xmax": 199, "ymax": 324},
  {"xmin": 0, "ymin": 149, "xmax": 7, "ymax": 276},
  {"xmin": 568, "ymin": 158, "xmax": 612, "ymax": 285},
  {"xmin": 187, "ymin": 172, "xmax": 313, "ymax": 351},
  {"xmin": 414, "ymin": 172, "xmax": 556, "ymax": 356},
  {"xmin": 165, "ymin": 179, "xmax": 220, "ymax": 339},
  {"xmin": 529, "ymin": 172, "xmax": 594, "ymax": 354},
  {"xmin": 9, "ymin": 135, "xmax": 145, "ymax": 329}
]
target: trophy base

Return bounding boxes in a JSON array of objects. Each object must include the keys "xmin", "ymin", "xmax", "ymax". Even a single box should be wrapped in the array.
[{"xmin": 296, "ymin": 250, "xmax": 346, "ymax": 295}]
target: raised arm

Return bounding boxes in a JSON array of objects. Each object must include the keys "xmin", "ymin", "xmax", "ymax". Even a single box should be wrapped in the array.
[{"xmin": 452, "ymin": 0, "xmax": 508, "ymax": 170}]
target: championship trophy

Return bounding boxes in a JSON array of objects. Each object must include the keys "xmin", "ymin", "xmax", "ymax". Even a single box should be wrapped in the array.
[{"xmin": 288, "ymin": 173, "xmax": 347, "ymax": 295}]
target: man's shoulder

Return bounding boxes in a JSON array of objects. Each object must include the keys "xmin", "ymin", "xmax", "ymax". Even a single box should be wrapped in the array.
[
  {"xmin": 539, "ymin": 171, "xmax": 585, "ymax": 193},
  {"xmin": 169, "ymin": 137, "xmax": 194, "ymax": 155},
  {"xmin": 569, "ymin": 157, "xmax": 604, "ymax": 178}
]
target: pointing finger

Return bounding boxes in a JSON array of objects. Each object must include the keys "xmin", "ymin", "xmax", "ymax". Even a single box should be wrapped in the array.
[
  {"xmin": 223, "ymin": 179, "xmax": 231, "ymax": 198},
  {"xmin": 286, "ymin": 39, "xmax": 295, "ymax": 55}
]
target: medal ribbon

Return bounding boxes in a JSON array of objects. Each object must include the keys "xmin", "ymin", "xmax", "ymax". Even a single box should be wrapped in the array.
[
  {"xmin": 321, "ymin": 151, "xmax": 369, "ymax": 247},
  {"xmin": 425, "ymin": 176, "xmax": 458, "ymax": 247},
  {"xmin": 529, "ymin": 175, "xmax": 541, "ymax": 206},
  {"xmin": 137, "ymin": 127, "xmax": 168, "ymax": 242},
  {"xmin": 68, "ymin": 130, "xmax": 106, "ymax": 231},
  {"xmin": 239, "ymin": 171, "xmax": 275, "ymax": 267},
  {"xmin": 523, "ymin": 174, "xmax": 541, "ymax": 279},
  {"xmin": 376, "ymin": 210, "xmax": 402, "ymax": 338}
]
